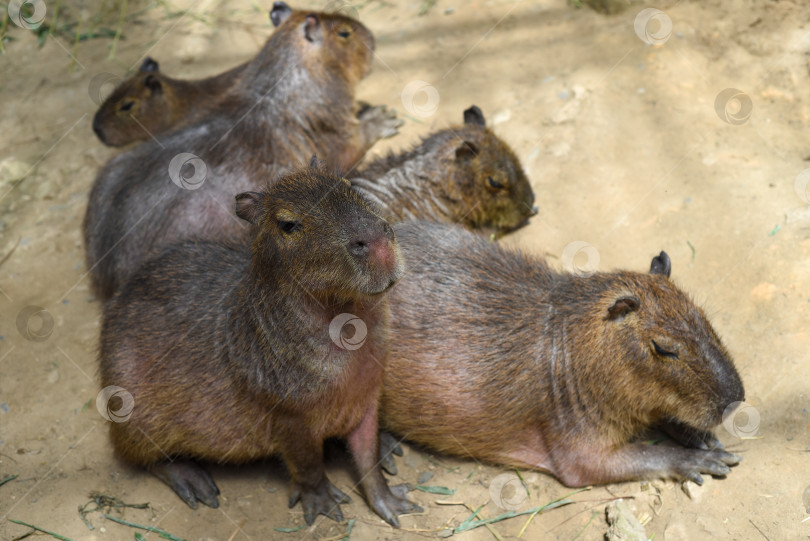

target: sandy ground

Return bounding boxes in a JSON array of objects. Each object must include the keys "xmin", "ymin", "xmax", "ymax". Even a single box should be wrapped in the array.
[{"xmin": 1, "ymin": 0, "xmax": 809, "ymax": 539}]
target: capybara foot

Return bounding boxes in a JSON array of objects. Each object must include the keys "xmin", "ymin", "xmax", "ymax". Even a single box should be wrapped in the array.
[
  {"xmin": 379, "ymin": 431, "xmax": 403, "ymax": 476},
  {"xmin": 662, "ymin": 421, "xmax": 724, "ymax": 451},
  {"xmin": 674, "ymin": 448, "xmax": 742, "ymax": 485},
  {"xmin": 389, "ymin": 482, "xmax": 414, "ymax": 499},
  {"xmin": 358, "ymin": 103, "xmax": 402, "ymax": 143},
  {"xmin": 289, "ymin": 477, "xmax": 351, "ymax": 525},
  {"xmin": 366, "ymin": 484, "xmax": 422, "ymax": 528},
  {"xmin": 150, "ymin": 460, "xmax": 220, "ymax": 509}
]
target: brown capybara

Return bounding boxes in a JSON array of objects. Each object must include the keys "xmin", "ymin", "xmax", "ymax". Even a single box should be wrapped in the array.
[
  {"xmin": 83, "ymin": 1, "xmax": 400, "ymax": 301},
  {"xmin": 92, "ymin": 56, "xmax": 246, "ymax": 147},
  {"xmin": 380, "ymin": 221, "xmax": 745, "ymax": 486},
  {"xmin": 351, "ymin": 106, "xmax": 537, "ymax": 239},
  {"xmin": 98, "ymin": 165, "xmax": 421, "ymax": 527}
]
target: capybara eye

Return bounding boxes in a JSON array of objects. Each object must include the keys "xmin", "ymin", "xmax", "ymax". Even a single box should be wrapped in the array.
[
  {"xmin": 278, "ymin": 220, "xmax": 301, "ymax": 234},
  {"xmin": 337, "ymin": 29, "xmax": 351, "ymax": 38},
  {"xmin": 652, "ymin": 340, "xmax": 678, "ymax": 359},
  {"xmin": 488, "ymin": 176, "xmax": 504, "ymax": 189},
  {"xmin": 120, "ymin": 101, "xmax": 135, "ymax": 112}
]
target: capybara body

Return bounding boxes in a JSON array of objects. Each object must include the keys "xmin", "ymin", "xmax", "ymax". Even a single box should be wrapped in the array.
[
  {"xmin": 381, "ymin": 221, "xmax": 745, "ymax": 487},
  {"xmin": 99, "ymin": 167, "xmax": 419, "ymax": 526},
  {"xmin": 92, "ymin": 57, "xmax": 247, "ymax": 147},
  {"xmin": 352, "ymin": 106, "xmax": 537, "ymax": 238},
  {"xmin": 84, "ymin": 2, "xmax": 399, "ymax": 300}
]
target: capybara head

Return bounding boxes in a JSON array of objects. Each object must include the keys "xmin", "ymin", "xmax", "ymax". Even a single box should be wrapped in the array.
[
  {"xmin": 269, "ymin": 2, "xmax": 375, "ymax": 87},
  {"xmin": 92, "ymin": 57, "xmax": 169, "ymax": 147},
  {"xmin": 235, "ymin": 161, "xmax": 402, "ymax": 297},
  {"xmin": 449, "ymin": 106, "xmax": 537, "ymax": 234},
  {"xmin": 580, "ymin": 251, "xmax": 745, "ymax": 432}
]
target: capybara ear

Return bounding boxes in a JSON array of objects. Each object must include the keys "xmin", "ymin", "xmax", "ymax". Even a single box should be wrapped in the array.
[
  {"xmin": 650, "ymin": 251, "xmax": 672, "ymax": 278},
  {"xmin": 144, "ymin": 74, "xmax": 162, "ymax": 92},
  {"xmin": 607, "ymin": 296, "xmax": 640, "ymax": 321},
  {"xmin": 140, "ymin": 57, "xmax": 159, "ymax": 73},
  {"xmin": 235, "ymin": 192, "xmax": 266, "ymax": 225},
  {"xmin": 270, "ymin": 1, "xmax": 292, "ymax": 27},
  {"xmin": 309, "ymin": 155, "xmax": 328, "ymax": 169},
  {"xmin": 455, "ymin": 141, "xmax": 479, "ymax": 162},
  {"xmin": 463, "ymin": 105, "xmax": 486, "ymax": 127},
  {"xmin": 304, "ymin": 14, "xmax": 323, "ymax": 43}
]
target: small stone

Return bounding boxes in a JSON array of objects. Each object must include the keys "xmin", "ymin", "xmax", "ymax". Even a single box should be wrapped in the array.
[
  {"xmin": 681, "ymin": 480, "xmax": 704, "ymax": 502},
  {"xmin": 47, "ymin": 368, "xmax": 59, "ymax": 384},
  {"xmin": 417, "ymin": 471, "xmax": 434, "ymax": 484},
  {"xmin": 605, "ymin": 499, "xmax": 647, "ymax": 541},
  {"xmin": 438, "ymin": 529, "xmax": 454, "ymax": 538}
]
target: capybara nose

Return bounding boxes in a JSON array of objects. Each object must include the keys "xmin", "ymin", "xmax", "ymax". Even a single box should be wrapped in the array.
[
  {"xmin": 92, "ymin": 115, "xmax": 106, "ymax": 142},
  {"xmin": 348, "ymin": 238, "xmax": 369, "ymax": 258}
]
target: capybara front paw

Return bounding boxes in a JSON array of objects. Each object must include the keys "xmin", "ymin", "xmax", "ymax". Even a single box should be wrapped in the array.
[
  {"xmin": 379, "ymin": 431, "xmax": 403, "ymax": 476},
  {"xmin": 289, "ymin": 478, "xmax": 352, "ymax": 525},
  {"xmin": 368, "ymin": 486, "xmax": 422, "ymax": 528},
  {"xmin": 150, "ymin": 460, "xmax": 220, "ymax": 509},
  {"xmin": 662, "ymin": 421, "xmax": 724, "ymax": 451},
  {"xmin": 675, "ymin": 449, "xmax": 741, "ymax": 485},
  {"xmin": 358, "ymin": 104, "xmax": 403, "ymax": 142}
]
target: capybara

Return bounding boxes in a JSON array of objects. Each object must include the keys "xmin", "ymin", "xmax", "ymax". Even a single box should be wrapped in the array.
[
  {"xmin": 351, "ymin": 106, "xmax": 537, "ymax": 238},
  {"xmin": 98, "ymin": 166, "xmax": 420, "ymax": 526},
  {"xmin": 92, "ymin": 56, "xmax": 247, "ymax": 147},
  {"xmin": 84, "ymin": 1, "xmax": 399, "ymax": 300},
  {"xmin": 380, "ymin": 221, "xmax": 745, "ymax": 486}
]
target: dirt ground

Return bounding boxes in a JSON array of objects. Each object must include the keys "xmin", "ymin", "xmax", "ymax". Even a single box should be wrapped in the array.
[{"xmin": 1, "ymin": 0, "xmax": 809, "ymax": 539}]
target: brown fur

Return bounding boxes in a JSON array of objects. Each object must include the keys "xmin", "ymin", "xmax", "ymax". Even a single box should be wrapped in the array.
[
  {"xmin": 352, "ymin": 106, "xmax": 537, "ymax": 238},
  {"xmin": 98, "ymin": 165, "xmax": 420, "ymax": 526},
  {"xmin": 381, "ymin": 221, "xmax": 745, "ymax": 487},
  {"xmin": 92, "ymin": 57, "xmax": 247, "ymax": 147}
]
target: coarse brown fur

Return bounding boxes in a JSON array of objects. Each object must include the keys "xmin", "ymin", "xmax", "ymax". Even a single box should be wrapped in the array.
[
  {"xmin": 98, "ymin": 166, "xmax": 420, "ymax": 527},
  {"xmin": 352, "ymin": 106, "xmax": 537, "ymax": 238},
  {"xmin": 380, "ymin": 221, "xmax": 745, "ymax": 487},
  {"xmin": 92, "ymin": 57, "xmax": 247, "ymax": 147},
  {"xmin": 84, "ymin": 2, "xmax": 400, "ymax": 301}
]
